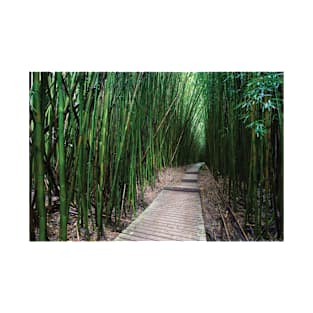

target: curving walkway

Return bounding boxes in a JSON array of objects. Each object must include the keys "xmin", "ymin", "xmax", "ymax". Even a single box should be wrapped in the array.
[{"xmin": 115, "ymin": 162, "xmax": 206, "ymax": 241}]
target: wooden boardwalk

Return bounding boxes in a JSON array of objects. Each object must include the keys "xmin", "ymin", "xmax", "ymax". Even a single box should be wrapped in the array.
[{"xmin": 115, "ymin": 162, "xmax": 206, "ymax": 241}]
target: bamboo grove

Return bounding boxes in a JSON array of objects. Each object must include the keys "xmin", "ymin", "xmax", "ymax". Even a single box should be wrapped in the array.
[
  {"xmin": 29, "ymin": 72, "xmax": 283, "ymax": 241},
  {"xmin": 29, "ymin": 72, "xmax": 205, "ymax": 240},
  {"xmin": 200, "ymin": 72, "xmax": 283, "ymax": 240}
]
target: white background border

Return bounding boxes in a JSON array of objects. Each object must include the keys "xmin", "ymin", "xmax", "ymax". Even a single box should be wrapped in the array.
[{"xmin": 1, "ymin": 1, "xmax": 312, "ymax": 312}]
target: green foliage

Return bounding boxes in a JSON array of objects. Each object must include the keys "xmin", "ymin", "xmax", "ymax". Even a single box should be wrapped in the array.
[
  {"xmin": 29, "ymin": 72, "xmax": 204, "ymax": 240},
  {"xmin": 247, "ymin": 120, "xmax": 266, "ymax": 138},
  {"xmin": 201, "ymin": 72, "xmax": 283, "ymax": 240},
  {"xmin": 29, "ymin": 71, "xmax": 283, "ymax": 241}
]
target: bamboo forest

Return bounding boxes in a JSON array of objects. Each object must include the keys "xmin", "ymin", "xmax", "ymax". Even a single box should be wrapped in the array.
[{"xmin": 29, "ymin": 72, "xmax": 283, "ymax": 241}]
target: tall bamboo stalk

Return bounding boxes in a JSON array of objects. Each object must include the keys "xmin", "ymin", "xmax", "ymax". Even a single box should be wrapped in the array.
[
  {"xmin": 56, "ymin": 72, "xmax": 67, "ymax": 240},
  {"xmin": 32, "ymin": 72, "xmax": 46, "ymax": 241}
]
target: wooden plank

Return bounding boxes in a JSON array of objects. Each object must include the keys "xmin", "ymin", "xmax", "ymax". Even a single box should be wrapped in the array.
[
  {"xmin": 127, "ymin": 222, "xmax": 203, "ymax": 239},
  {"xmin": 182, "ymin": 173, "xmax": 198, "ymax": 179},
  {"xmin": 143, "ymin": 210, "xmax": 203, "ymax": 221},
  {"xmin": 121, "ymin": 230, "xmax": 177, "ymax": 241},
  {"xmin": 144, "ymin": 210, "xmax": 202, "ymax": 220},
  {"xmin": 163, "ymin": 186, "xmax": 200, "ymax": 192},
  {"xmin": 117, "ymin": 232, "xmax": 158, "ymax": 241},
  {"xmin": 184, "ymin": 171, "xmax": 199, "ymax": 174},
  {"xmin": 123, "ymin": 226, "xmax": 196, "ymax": 241},
  {"xmin": 132, "ymin": 218, "xmax": 204, "ymax": 234},
  {"xmin": 135, "ymin": 215, "xmax": 203, "ymax": 229}
]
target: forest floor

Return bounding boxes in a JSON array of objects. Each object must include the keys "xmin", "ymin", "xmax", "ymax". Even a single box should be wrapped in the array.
[{"xmin": 198, "ymin": 165, "xmax": 249, "ymax": 241}]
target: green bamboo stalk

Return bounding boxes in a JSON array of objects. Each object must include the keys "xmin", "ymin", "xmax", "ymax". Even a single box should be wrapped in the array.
[
  {"xmin": 56, "ymin": 72, "xmax": 68, "ymax": 241},
  {"xmin": 32, "ymin": 72, "xmax": 46, "ymax": 241}
]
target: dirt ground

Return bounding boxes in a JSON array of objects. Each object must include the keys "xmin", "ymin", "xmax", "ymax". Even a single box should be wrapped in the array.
[
  {"xmin": 198, "ymin": 165, "xmax": 225, "ymax": 240},
  {"xmin": 198, "ymin": 165, "xmax": 248, "ymax": 241}
]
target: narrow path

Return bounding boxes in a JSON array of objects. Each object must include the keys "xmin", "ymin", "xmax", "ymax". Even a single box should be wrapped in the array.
[{"xmin": 115, "ymin": 162, "xmax": 206, "ymax": 241}]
